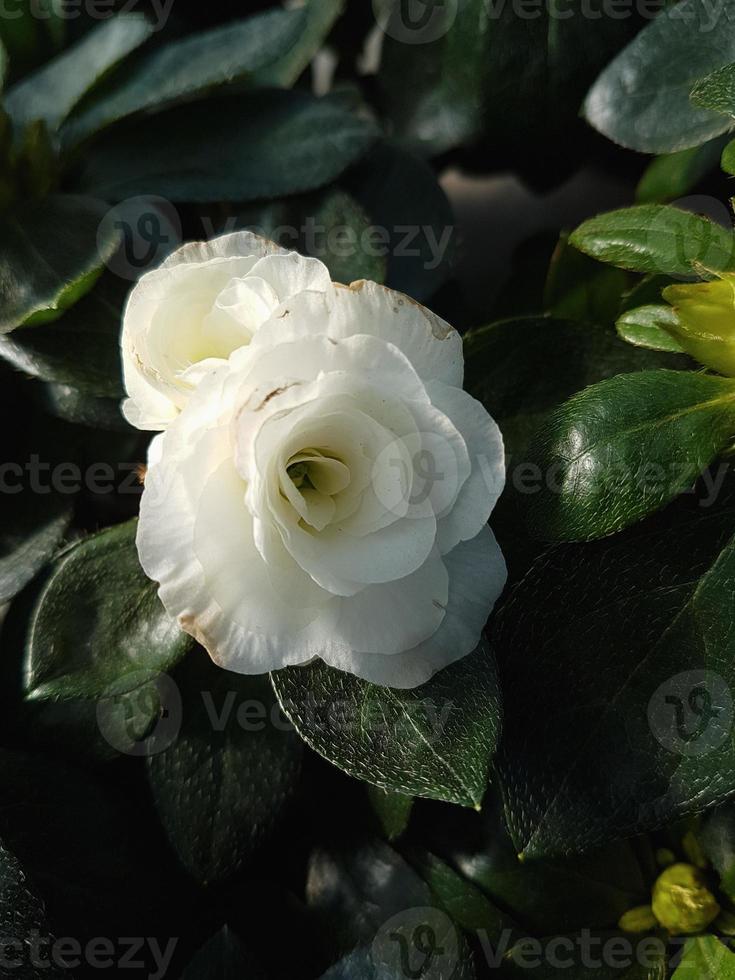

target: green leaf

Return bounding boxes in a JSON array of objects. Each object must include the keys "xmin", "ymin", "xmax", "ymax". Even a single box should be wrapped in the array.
[
  {"xmin": 271, "ymin": 638, "xmax": 501, "ymax": 808},
  {"xmin": 25, "ymin": 519, "xmax": 191, "ymax": 702},
  {"xmin": 366, "ymin": 786, "xmax": 414, "ymax": 841},
  {"xmin": 501, "ymin": 932, "xmax": 667, "ymax": 979},
  {"xmin": 0, "ymin": 273, "xmax": 125, "ymax": 396},
  {"xmin": 148, "ymin": 657, "xmax": 302, "ymax": 883},
  {"xmin": 494, "ymin": 494, "xmax": 735, "ymax": 856},
  {"xmin": 544, "ymin": 233, "xmax": 629, "ymax": 324},
  {"xmin": 0, "ymin": 493, "xmax": 70, "ymax": 603},
  {"xmin": 5, "ymin": 13, "xmax": 153, "ymax": 132},
  {"xmin": 33, "ymin": 382, "xmax": 128, "ymax": 430},
  {"xmin": 584, "ymin": 0, "xmax": 735, "ymax": 153},
  {"xmin": 255, "ymin": 0, "xmax": 343, "ymax": 88},
  {"xmin": 636, "ymin": 138, "xmax": 731, "ymax": 205},
  {"xmin": 526, "ymin": 370, "xmax": 735, "ymax": 541},
  {"xmin": 407, "ymin": 848, "xmax": 515, "ymax": 938},
  {"xmin": 1, "ymin": 578, "xmax": 165, "ymax": 765},
  {"xmin": 460, "ymin": 842, "xmax": 649, "ymax": 936},
  {"xmin": 722, "ymin": 139, "xmax": 735, "ymax": 176},
  {"xmin": 569, "ymin": 206, "xmax": 735, "ymax": 278},
  {"xmin": 692, "ymin": 64, "xmax": 735, "ymax": 120},
  {"xmin": 0, "ymin": 194, "xmax": 121, "ymax": 333},
  {"xmin": 377, "ymin": 0, "xmax": 490, "ymax": 157},
  {"xmin": 616, "ymin": 305, "xmax": 687, "ymax": 353},
  {"xmin": 238, "ymin": 188, "xmax": 387, "ymax": 286},
  {"xmin": 0, "ymin": 0, "xmax": 64, "ymax": 84},
  {"xmin": 307, "ymin": 838, "xmax": 476, "ymax": 977},
  {"xmin": 344, "ymin": 140, "xmax": 455, "ymax": 300},
  {"xmin": 0, "ymin": 842, "xmax": 63, "ymax": 974},
  {"xmin": 672, "ymin": 936, "xmax": 735, "ymax": 978},
  {"xmin": 463, "ymin": 317, "xmax": 684, "ymax": 460},
  {"xmin": 76, "ymin": 90, "xmax": 378, "ymax": 203},
  {"xmin": 61, "ymin": 8, "xmax": 316, "ymax": 148}
]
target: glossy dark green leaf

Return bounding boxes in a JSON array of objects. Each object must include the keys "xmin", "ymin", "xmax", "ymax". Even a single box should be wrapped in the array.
[
  {"xmin": 255, "ymin": 0, "xmax": 343, "ymax": 88},
  {"xmin": 444, "ymin": 794, "xmax": 651, "ymax": 936},
  {"xmin": 344, "ymin": 140, "xmax": 454, "ymax": 301},
  {"xmin": 366, "ymin": 786, "xmax": 414, "ymax": 841},
  {"xmin": 307, "ymin": 838, "xmax": 476, "ymax": 978},
  {"xmin": 495, "ymin": 495, "xmax": 735, "ymax": 856},
  {"xmin": 148, "ymin": 658, "xmax": 302, "ymax": 883},
  {"xmin": 458, "ymin": 841, "xmax": 649, "ymax": 936},
  {"xmin": 5, "ymin": 13, "xmax": 153, "ymax": 132},
  {"xmin": 0, "ymin": 195, "xmax": 120, "ymax": 333},
  {"xmin": 463, "ymin": 317, "xmax": 684, "ymax": 460},
  {"xmin": 271, "ymin": 638, "xmax": 501, "ymax": 808},
  {"xmin": 544, "ymin": 233, "xmax": 629, "ymax": 324},
  {"xmin": 691, "ymin": 64, "xmax": 735, "ymax": 119},
  {"xmin": 723, "ymin": 139, "xmax": 735, "ymax": 176},
  {"xmin": 569, "ymin": 206, "xmax": 735, "ymax": 278},
  {"xmin": 0, "ymin": 843, "xmax": 65, "ymax": 979},
  {"xmin": 77, "ymin": 90, "xmax": 378, "ymax": 203},
  {"xmin": 636, "ymin": 138, "xmax": 731, "ymax": 204},
  {"xmin": 616, "ymin": 305, "xmax": 687, "ymax": 354},
  {"xmin": 0, "ymin": 493, "xmax": 70, "ymax": 603},
  {"xmin": 407, "ymin": 849, "xmax": 514, "ymax": 938},
  {"xmin": 584, "ymin": 0, "xmax": 735, "ymax": 153},
  {"xmin": 25, "ymin": 519, "xmax": 191, "ymax": 702},
  {"xmin": 0, "ymin": 273, "xmax": 125, "ymax": 396},
  {"xmin": 61, "ymin": 8, "xmax": 311, "ymax": 148},
  {"xmin": 33, "ymin": 382, "xmax": 128, "ymax": 430},
  {"xmin": 671, "ymin": 936, "xmax": 735, "ymax": 978},
  {"xmin": 238, "ymin": 188, "xmax": 386, "ymax": 285},
  {"xmin": 1, "ymin": 577, "xmax": 166, "ymax": 765},
  {"xmin": 0, "ymin": 0, "xmax": 63, "ymax": 84},
  {"xmin": 500, "ymin": 932, "xmax": 667, "ymax": 979},
  {"xmin": 377, "ymin": 0, "xmax": 490, "ymax": 157},
  {"xmin": 526, "ymin": 370, "xmax": 735, "ymax": 541},
  {"xmin": 378, "ymin": 0, "xmax": 638, "ymax": 165}
]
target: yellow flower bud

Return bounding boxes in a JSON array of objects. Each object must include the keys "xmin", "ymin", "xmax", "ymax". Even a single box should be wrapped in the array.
[
  {"xmin": 651, "ymin": 863, "xmax": 721, "ymax": 934},
  {"xmin": 663, "ymin": 276, "xmax": 735, "ymax": 376}
]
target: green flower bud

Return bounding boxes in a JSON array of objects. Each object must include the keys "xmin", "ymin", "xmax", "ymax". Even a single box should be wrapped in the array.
[
  {"xmin": 656, "ymin": 848, "xmax": 677, "ymax": 868},
  {"xmin": 618, "ymin": 905, "xmax": 658, "ymax": 933},
  {"xmin": 662, "ymin": 276, "xmax": 735, "ymax": 376},
  {"xmin": 651, "ymin": 863, "xmax": 721, "ymax": 934}
]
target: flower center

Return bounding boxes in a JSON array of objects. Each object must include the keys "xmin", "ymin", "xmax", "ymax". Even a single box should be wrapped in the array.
[{"xmin": 281, "ymin": 449, "xmax": 352, "ymax": 532}]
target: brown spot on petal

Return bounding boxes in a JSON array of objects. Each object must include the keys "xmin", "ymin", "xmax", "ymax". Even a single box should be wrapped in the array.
[
  {"xmin": 135, "ymin": 463, "xmax": 147, "ymax": 485},
  {"xmin": 177, "ymin": 613, "xmax": 209, "ymax": 649},
  {"xmin": 255, "ymin": 382, "xmax": 297, "ymax": 411}
]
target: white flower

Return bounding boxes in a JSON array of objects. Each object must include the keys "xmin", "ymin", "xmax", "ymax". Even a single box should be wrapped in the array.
[
  {"xmin": 135, "ymin": 239, "xmax": 507, "ymax": 688},
  {"xmin": 121, "ymin": 231, "xmax": 331, "ymax": 430}
]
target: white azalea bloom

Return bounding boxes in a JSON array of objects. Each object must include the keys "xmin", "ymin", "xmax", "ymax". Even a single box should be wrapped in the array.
[
  {"xmin": 136, "ymin": 245, "xmax": 507, "ymax": 689},
  {"xmin": 121, "ymin": 231, "xmax": 331, "ymax": 430}
]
